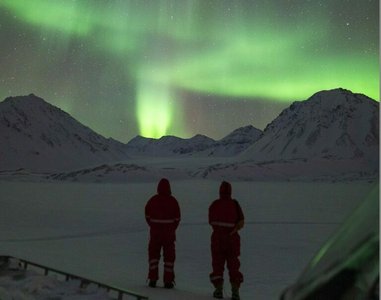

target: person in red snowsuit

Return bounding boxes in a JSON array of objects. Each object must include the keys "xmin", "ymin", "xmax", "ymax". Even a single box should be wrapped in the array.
[
  {"xmin": 209, "ymin": 181, "xmax": 244, "ymax": 300},
  {"xmin": 145, "ymin": 178, "xmax": 180, "ymax": 288}
]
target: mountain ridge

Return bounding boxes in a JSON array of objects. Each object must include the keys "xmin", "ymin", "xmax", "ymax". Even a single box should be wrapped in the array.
[
  {"xmin": 0, "ymin": 88, "xmax": 378, "ymax": 174},
  {"xmin": 125, "ymin": 125, "xmax": 263, "ymax": 157}
]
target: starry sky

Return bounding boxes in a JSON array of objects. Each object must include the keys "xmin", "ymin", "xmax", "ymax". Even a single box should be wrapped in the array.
[{"xmin": 0, "ymin": 0, "xmax": 378, "ymax": 142}]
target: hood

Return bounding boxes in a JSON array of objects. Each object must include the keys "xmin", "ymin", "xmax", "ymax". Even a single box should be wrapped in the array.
[
  {"xmin": 219, "ymin": 181, "xmax": 232, "ymax": 198},
  {"xmin": 157, "ymin": 178, "xmax": 172, "ymax": 196}
]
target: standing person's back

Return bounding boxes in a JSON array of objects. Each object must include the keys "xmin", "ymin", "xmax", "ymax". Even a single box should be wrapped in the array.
[
  {"xmin": 145, "ymin": 178, "xmax": 181, "ymax": 288},
  {"xmin": 209, "ymin": 181, "xmax": 244, "ymax": 300}
]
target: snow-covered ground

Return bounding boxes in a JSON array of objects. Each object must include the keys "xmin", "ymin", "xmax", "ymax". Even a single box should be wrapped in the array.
[{"xmin": 0, "ymin": 180, "xmax": 375, "ymax": 300}]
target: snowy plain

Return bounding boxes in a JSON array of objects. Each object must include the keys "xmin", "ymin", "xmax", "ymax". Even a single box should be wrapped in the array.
[{"xmin": 0, "ymin": 179, "xmax": 376, "ymax": 300}]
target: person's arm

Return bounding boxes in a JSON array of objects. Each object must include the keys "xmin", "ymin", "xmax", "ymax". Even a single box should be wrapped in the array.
[
  {"xmin": 230, "ymin": 200, "xmax": 245, "ymax": 235},
  {"xmin": 208, "ymin": 203, "xmax": 214, "ymax": 227},
  {"xmin": 145, "ymin": 200, "xmax": 151, "ymax": 226},
  {"xmin": 174, "ymin": 198, "xmax": 181, "ymax": 229},
  {"xmin": 233, "ymin": 219, "xmax": 245, "ymax": 230}
]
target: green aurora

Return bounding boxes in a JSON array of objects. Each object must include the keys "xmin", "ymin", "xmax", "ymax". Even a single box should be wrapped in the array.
[{"xmin": 0, "ymin": 0, "xmax": 379, "ymax": 139}]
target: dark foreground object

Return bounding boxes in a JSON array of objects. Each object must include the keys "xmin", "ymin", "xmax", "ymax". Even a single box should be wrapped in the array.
[{"xmin": 280, "ymin": 186, "xmax": 379, "ymax": 300}]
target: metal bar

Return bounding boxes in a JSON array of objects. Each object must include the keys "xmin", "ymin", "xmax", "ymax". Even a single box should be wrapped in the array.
[
  {"xmin": 118, "ymin": 291, "xmax": 123, "ymax": 300},
  {"xmin": 2, "ymin": 256, "xmax": 148, "ymax": 300}
]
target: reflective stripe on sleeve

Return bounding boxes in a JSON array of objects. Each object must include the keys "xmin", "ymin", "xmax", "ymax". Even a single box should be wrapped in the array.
[
  {"xmin": 210, "ymin": 221, "xmax": 235, "ymax": 228},
  {"xmin": 150, "ymin": 219, "xmax": 177, "ymax": 224}
]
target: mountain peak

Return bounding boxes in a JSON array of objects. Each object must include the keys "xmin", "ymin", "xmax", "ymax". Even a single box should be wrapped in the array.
[
  {"xmin": 190, "ymin": 134, "xmax": 215, "ymax": 142},
  {"xmin": 4, "ymin": 93, "xmax": 48, "ymax": 105},
  {"xmin": 2, "ymin": 94, "xmax": 68, "ymax": 120},
  {"xmin": 242, "ymin": 88, "xmax": 379, "ymax": 161},
  {"xmin": 0, "ymin": 94, "xmax": 129, "ymax": 171},
  {"xmin": 306, "ymin": 88, "xmax": 376, "ymax": 107}
]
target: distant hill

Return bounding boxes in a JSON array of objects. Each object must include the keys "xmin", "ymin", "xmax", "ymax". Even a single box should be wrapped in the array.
[
  {"xmin": 0, "ymin": 94, "xmax": 129, "ymax": 171},
  {"xmin": 202, "ymin": 125, "xmax": 263, "ymax": 156},
  {"xmin": 125, "ymin": 125, "xmax": 263, "ymax": 157},
  {"xmin": 125, "ymin": 134, "xmax": 215, "ymax": 157}
]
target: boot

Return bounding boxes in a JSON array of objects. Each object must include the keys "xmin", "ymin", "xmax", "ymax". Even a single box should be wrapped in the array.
[
  {"xmin": 164, "ymin": 281, "xmax": 175, "ymax": 289},
  {"xmin": 148, "ymin": 280, "xmax": 156, "ymax": 288},
  {"xmin": 231, "ymin": 285, "xmax": 240, "ymax": 300},
  {"xmin": 213, "ymin": 285, "xmax": 223, "ymax": 299}
]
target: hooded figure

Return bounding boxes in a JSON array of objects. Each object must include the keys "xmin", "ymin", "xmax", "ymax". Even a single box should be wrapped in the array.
[
  {"xmin": 145, "ymin": 178, "xmax": 181, "ymax": 288},
  {"xmin": 209, "ymin": 181, "xmax": 244, "ymax": 300}
]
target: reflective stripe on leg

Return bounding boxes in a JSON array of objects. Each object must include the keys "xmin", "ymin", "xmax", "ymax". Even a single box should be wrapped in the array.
[
  {"xmin": 164, "ymin": 267, "xmax": 174, "ymax": 272},
  {"xmin": 210, "ymin": 275, "xmax": 223, "ymax": 281}
]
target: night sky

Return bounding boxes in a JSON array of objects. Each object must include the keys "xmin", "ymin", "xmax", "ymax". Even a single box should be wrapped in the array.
[{"xmin": 0, "ymin": 0, "xmax": 378, "ymax": 142}]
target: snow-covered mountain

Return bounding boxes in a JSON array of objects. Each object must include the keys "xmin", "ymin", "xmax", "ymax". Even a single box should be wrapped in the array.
[
  {"xmin": 241, "ymin": 88, "xmax": 379, "ymax": 162},
  {"xmin": 125, "ymin": 126, "xmax": 263, "ymax": 157},
  {"xmin": 0, "ymin": 89, "xmax": 378, "ymax": 179},
  {"xmin": 125, "ymin": 134, "xmax": 216, "ymax": 157},
  {"xmin": 0, "ymin": 94, "xmax": 129, "ymax": 171},
  {"xmin": 201, "ymin": 125, "xmax": 262, "ymax": 156}
]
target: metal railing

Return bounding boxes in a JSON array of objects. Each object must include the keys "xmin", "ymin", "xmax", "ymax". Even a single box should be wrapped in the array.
[{"xmin": 1, "ymin": 256, "xmax": 148, "ymax": 300}]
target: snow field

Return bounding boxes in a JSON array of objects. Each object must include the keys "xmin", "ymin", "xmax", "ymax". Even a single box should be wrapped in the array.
[{"xmin": 0, "ymin": 180, "xmax": 374, "ymax": 299}]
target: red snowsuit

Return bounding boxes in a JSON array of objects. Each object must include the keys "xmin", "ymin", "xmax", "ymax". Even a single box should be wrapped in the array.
[
  {"xmin": 145, "ymin": 178, "xmax": 181, "ymax": 284},
  {"xmin": 209, "ymin": 181, "xmax": 244, "ymax": 288}
]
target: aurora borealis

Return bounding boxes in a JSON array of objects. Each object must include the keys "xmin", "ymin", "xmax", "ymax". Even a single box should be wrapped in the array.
[{"xmin": 0, "ymin": 0, "xmax": 378, "ymax": 141}]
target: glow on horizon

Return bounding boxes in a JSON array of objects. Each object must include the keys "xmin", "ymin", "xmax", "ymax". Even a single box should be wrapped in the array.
[{"xmin": 136, "ymin": 80, "xmax": 173, "ymax": 138}]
